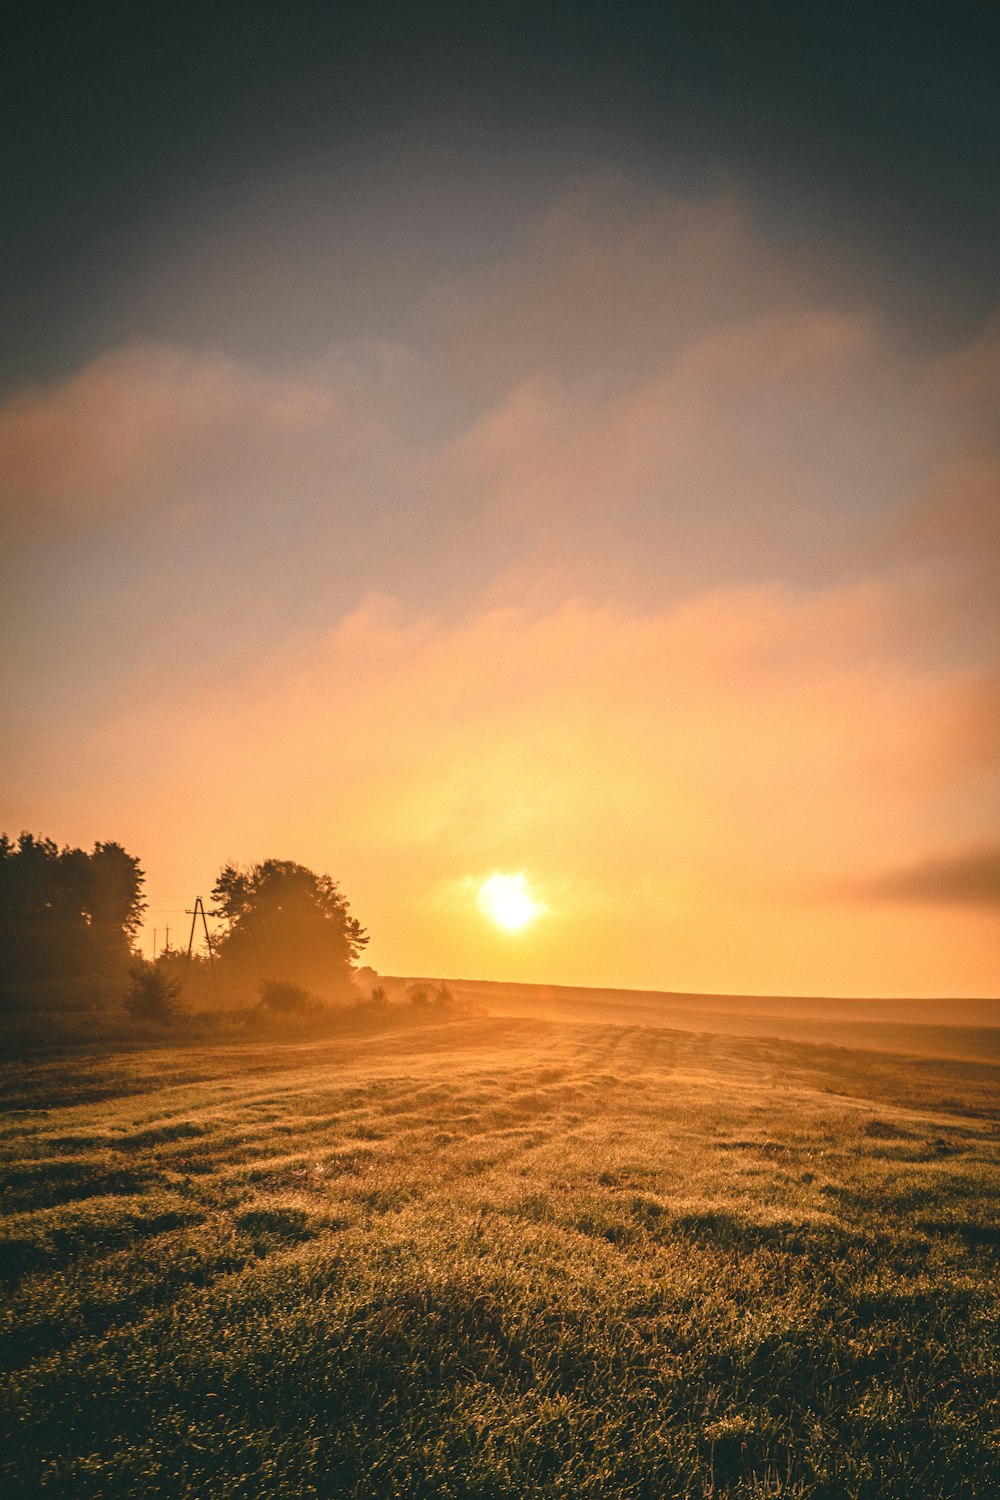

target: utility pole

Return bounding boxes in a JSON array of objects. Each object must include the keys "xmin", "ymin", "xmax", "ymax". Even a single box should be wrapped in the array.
[
  {"xmin": 183, "ymin": 897, "xmax": 217, "ymax": 982},
  {"xmin": 153, "ymin": 928, "xmax": 157, "ymax": 960}
]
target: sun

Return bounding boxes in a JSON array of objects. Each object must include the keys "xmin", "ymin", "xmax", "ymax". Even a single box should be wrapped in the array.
[{"xmin": 477, "ymin": 872, "xmax": 542, "ymax": 932}]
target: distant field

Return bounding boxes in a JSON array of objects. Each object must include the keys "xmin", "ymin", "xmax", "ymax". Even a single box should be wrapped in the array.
[
  {"xmin": 422, "ymin": 978, "xmax": 1000, "ymax": 1063},
  {"xmin": 2, "ymin": 1012, "xmax": 999, "ymax": 1497}
]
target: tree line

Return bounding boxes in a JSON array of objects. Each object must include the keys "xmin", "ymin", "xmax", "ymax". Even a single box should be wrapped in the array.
[{"xmin": 0, "ymin": 834, "xmax": 371, "ymax": 1023}]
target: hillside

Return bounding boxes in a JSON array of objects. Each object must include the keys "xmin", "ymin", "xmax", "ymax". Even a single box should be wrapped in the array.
[{"xmin": 392, "ymin": 978, "xmax": 1000, "ymax": 1063}]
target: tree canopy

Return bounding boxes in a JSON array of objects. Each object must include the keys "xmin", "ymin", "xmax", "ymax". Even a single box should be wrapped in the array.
[
  {"xmin": 0, "ymin": 833, "xmax": 146, "ymax": 989},
  {"xmin": 210, "ymin": 859, "xmax": 367, "ymax": 998}
]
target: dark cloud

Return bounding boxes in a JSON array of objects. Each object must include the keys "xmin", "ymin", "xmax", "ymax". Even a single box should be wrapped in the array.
[
  {"xmin": 864, "ymin": 847, "xmax": 1000, "ymax": 907},
  {"xmin": 2, "ymin": 3, "xmax": 998, "ymax": 386}
]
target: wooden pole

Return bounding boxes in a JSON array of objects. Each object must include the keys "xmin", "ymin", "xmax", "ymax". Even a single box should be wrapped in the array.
[
  {"xmin": 198, "ymin": 898, "xmax": 216, "ymax": 976},
  {"xmin": 183, "ymin": 899, "xmax": 217, "ymax": 986}
]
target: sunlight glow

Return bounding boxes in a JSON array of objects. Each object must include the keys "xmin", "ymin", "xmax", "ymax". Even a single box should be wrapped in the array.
[{"xmin": 477, "ymin": 872, "xmax": 542, "ymax": 931}]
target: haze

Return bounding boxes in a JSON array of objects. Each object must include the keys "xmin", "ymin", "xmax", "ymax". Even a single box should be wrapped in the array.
[{"xmin": 1, "ymin": 5, "xmax": 997, "ymax": 998}]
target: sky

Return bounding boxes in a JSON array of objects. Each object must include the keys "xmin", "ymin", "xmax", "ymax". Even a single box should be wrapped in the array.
[{"xmin": 2, "ymin": 2, "xmax": 998, "ymax": 997}]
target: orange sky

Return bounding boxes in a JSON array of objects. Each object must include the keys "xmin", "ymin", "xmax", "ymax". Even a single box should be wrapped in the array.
[{"xmin": 2, "ymin": 185, "xmax": 998, "ymax": 996}]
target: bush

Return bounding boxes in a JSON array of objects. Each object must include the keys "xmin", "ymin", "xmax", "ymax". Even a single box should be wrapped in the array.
[
  {"xmin": 123, "ymin": 962, "xmax": 181, "ymax": 1024},
  {"xmin": 259, "ymin": 979, "xmax": 315, "ymax": 1015}
]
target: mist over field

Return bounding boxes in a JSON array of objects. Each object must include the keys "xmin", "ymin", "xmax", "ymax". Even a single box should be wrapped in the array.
[{"xmin": 404, "ymin": 979, "xmax": 1000, "ymax": 1061}]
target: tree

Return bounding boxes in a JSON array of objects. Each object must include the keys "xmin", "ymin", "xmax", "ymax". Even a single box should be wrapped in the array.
[
  {"xmin": 210, "ymin": 859, "xmax": 367, "ymax": 998},
  {"xmin": 124, "ymin": 961, "xmax": 181, "ymax": 1023},
  {"xmin": 87, "ymin": 842, "xmax": 147, "ymax": 972},
  {"xmin": 0, "ymin": 832, "xmax": 146, "ymax": 993}
]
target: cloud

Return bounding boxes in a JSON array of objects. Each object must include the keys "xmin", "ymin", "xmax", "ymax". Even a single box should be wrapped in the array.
[
  {"xmin": 7, "ymin": 575, "xmax": 986, "ymax": 993},
  {"xmin": 410, "ymin": 183, "xmax": 800, "ymax": 396},
  {"xmin": 0, "ymin": 183, "xmax": 995, "ymax": 625},
  {"xmin": 861, "ymin": 847, "xmax": 1000, "ymax": 907},
  {"xmin": 2, "ymin": 179, "xmax": 999, "ymax": 993},
  {"xmin": 0, "ymin": 342, "xmax": 378, "ymax": 528}
]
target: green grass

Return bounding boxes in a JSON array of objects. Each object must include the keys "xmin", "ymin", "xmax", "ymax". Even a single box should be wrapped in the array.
[{"xmin": 2, "ymin": 1017, "xmax": 998, "ymax": 1497}]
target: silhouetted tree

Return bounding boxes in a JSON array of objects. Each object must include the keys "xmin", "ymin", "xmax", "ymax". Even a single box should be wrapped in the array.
[
  {"xmin": 0, "ymin": 833, "xmax": 145, "ymax": 993},
  {"xmin": 87, "ymin": 842, "xmax": 148, "ymax": 971},
  {"xmin": 211, "ymin": 860, "xmax": 367, "ymax": 998},
  {"xmin": 124, "ymin": 961, "xmax": 181, "ymax": 1023}
]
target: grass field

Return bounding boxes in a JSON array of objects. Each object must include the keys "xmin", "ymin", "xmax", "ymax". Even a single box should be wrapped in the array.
[{"xmin": 2, "ymin": 1007, "xmax": 999, "ymax": 1497}]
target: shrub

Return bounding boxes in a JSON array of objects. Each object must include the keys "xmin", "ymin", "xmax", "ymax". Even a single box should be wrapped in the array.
[
  {"xmin": 432, "ymin": 983, "xmax": 454, "ymax": 1013},
  {"xmin": 123, "ymin": 962, "xmax": 181, "ymax": 1024},
  {"xmin": 259, "ymin": 979, "xmax": 314, "ymax": 1015}
]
